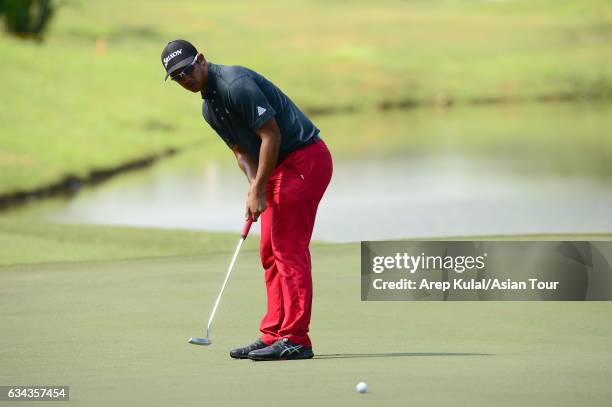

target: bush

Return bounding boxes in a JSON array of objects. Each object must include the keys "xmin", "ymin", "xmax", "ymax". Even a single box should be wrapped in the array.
[{"xmin": 0, "ymin": 0, "xmax": 56, "ymax": 41}]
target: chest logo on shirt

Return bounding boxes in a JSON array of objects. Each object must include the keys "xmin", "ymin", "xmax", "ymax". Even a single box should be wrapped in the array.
[{"xmin": 257, "ymin": 106, "xmax": 267, "ymax": 116}]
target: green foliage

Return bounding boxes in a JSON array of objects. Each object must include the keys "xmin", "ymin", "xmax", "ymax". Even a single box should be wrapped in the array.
[{"xmin": 0, "ymin": 0, "xmax": 55, "ymax": 40}]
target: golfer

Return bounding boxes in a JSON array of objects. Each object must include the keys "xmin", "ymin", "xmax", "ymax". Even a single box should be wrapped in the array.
[{"xmin": 161, "ymin": 40, "xmax": 332, "ymax": 361}]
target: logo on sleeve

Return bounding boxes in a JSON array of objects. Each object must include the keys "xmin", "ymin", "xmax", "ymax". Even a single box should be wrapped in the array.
[{"xmin": 257, "ymin": 106, "xmax": 267, "ymax": 116}]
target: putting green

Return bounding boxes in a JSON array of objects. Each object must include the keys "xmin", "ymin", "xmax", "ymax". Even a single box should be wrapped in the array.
[{"xmin": 1, "ymin": 238, "xmax": 611, "ymax": 406}]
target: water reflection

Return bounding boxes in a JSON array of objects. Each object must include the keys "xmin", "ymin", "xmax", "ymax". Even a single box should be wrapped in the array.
[{"xmin": 8, "ymin": 103, "xmax": 612, "ymax": 242}]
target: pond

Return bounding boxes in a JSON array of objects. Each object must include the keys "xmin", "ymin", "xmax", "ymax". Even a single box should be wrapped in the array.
[{"xmin": 8, "ymin": 102, "xmax": 612, "ymax": 242}]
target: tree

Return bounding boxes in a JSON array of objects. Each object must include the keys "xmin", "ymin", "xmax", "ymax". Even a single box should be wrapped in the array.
[{"xmin": 0, "ymin": 0, "xmax": 56, "ymax": 41}]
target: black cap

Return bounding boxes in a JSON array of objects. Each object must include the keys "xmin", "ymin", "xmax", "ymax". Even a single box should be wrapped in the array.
[{"xmin": 161, "ymin": 39, "xmax": 198, "ymax": 80}]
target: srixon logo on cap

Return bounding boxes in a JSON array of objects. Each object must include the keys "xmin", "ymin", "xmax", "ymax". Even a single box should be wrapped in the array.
[{"xmin": 163, "ymin": 49, "xmax": 182, "ymax": 68}]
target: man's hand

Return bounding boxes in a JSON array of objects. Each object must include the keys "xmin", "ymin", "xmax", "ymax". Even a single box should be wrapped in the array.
[
  {"xmin": 233, "ymin": 117, "xmax": 281, "ymax": 221},
  {"xmin": 246, "ymin": 184, "xmax": 267, "ymax": 221}
]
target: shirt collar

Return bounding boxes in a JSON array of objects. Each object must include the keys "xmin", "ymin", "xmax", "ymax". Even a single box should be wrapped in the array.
[{"xmin": 201, "ymin": 62, "xmax": 217, "ymax": 100}]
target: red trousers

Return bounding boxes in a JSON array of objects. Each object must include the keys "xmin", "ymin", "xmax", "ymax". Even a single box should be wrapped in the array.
[{"xmin": 259, "ymin": 139, "xmax": 332, "ymax": 347}]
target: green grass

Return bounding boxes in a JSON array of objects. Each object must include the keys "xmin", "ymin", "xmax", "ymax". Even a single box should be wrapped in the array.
[
  {"xmin": 1, "ymin": 0, "xmax": 612, "ymax": 194},
  {"xmin": 2, "ymin": 217, "xmax": 611, "ymax": 266},
  {"xmin": 0, "ymin": 218, "xmax": 260, "ymax": 265},
  {"xmin": 1, "ymin": 221, "xmax": 611, "ymax": 406}
]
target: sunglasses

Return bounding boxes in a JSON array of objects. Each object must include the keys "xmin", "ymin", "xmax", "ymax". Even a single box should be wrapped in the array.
[{"xmin": 170, "ymin": 55, "xmax": 198, "ymax": 82}]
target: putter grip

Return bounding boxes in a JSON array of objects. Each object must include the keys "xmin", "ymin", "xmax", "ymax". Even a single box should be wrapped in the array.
[{"xmin": 241, "ymin": 217, "xmax": 254, "ymax": 239}]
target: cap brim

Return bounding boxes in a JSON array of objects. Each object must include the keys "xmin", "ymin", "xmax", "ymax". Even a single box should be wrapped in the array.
[{"xmin": 164, "ymin": 57, "xmax": 195, "ymax": 81}]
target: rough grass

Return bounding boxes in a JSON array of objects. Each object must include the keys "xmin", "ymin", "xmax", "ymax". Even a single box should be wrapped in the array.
[{"xmin": 1, "ymin": 0, "xmax": 612, "ymax": 194}]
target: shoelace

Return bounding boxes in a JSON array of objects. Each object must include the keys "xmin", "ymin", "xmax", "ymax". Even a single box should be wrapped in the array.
[
  {"xmin": 275, "ymin": 339, "xmax": 303, "ymax": 356},
  {"xmin": 248, "ymin": 340, "xmax": 265, "ymax": 351}
]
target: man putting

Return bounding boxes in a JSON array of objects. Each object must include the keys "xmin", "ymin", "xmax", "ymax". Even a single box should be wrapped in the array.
[{"xmin": 161, "ymin": 40, "xmax": 332, "ymax": 361}]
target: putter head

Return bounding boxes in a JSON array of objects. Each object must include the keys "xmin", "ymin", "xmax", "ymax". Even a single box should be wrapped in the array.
[{"xmin": 188, "ymin": 337, "xmax": 212, "ymax": 345}]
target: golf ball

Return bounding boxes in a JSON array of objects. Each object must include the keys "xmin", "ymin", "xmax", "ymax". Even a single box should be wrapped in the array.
[{"xmin": 356, "ymin": 382, "xmax": 368, "ymax": 393}]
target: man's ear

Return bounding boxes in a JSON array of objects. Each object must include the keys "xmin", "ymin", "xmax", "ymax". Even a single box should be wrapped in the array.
[{"xmin": 197, "ymin": 53, "xmax": 205, "ymax": 64}]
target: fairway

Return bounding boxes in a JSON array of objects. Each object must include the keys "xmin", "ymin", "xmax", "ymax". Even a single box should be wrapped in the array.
[{"xmin": 2, "ymin": 243, "xmax": 611, "ymax": 406}]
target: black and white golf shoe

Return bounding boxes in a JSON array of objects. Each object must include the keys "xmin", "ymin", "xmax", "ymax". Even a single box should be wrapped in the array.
[
  {"xmin": 247, "ymin": 337, "xmax": 314, "ymax": 361},
  {"xmin": 229, "ymin": 338, "xmax": 268, "ymax": 359}
]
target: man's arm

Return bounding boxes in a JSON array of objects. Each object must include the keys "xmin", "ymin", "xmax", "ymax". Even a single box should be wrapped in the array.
[
  {"xmin": 232, "ymin": 144, "xmax": 257, "ymax": 184},
  {"xmin": 246, "ymin": 118, "xmax": 282, "ymax": 221},
  {"xmin": 226, "ymin": 77, "xmax": 281, "ymax": 221}
]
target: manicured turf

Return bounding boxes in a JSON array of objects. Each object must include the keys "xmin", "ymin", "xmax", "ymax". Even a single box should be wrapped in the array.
[
  {"xmin": 1, "ymin": 222, "xmax": 611, "ymax": 405},
  {"xmin": 0, "ymin": 218, "xmax": 257, "ymax": 265}
]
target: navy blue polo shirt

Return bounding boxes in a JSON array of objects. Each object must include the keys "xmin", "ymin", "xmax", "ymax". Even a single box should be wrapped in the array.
[{"xmin": 201, "ymin": 63, "xmax": 320, "ymax": 164}]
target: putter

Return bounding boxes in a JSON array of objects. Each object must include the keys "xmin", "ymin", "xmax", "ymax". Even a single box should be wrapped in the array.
[{"xmin": 188, "ymin": 216, "xmax": 254, "ymax": 346}]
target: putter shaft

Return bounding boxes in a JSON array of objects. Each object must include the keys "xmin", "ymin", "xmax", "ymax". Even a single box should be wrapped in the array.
[{"xmin": 190, "ymin": 217, "xmax": 253, "ymax": 345}]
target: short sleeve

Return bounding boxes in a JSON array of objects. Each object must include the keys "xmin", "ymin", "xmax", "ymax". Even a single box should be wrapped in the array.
[
  {"xmin": 219, "ymin": 133, "xmax": 235, "ymax": 150},
  {"xmin": 227, "ymin": 77, "xmax": 276, "ymax": 132}
]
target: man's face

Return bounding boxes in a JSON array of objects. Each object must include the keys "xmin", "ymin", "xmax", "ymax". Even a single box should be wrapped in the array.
[{"xmin": 170, "ymin": 54, "xmax": 207, "ymax": 93}]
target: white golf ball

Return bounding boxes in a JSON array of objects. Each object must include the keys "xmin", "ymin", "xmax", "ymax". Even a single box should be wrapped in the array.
[{"xmin": 356, "ymin": 382, "xmax": 368, "ymax": 393}]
